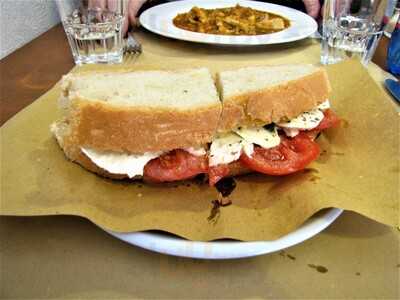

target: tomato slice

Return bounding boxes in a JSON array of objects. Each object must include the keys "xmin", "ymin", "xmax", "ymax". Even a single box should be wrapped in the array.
[
  {"xmin": 240, "ymin": 133, "xmax": 320, "ymax": 175},
  {"xmin": 314, "ymin": 109, "xmax": 340, "ymax": 131},
  {"xmin": 208, "ymin": 164, "xmax": 230, "ymax": 186},
  {"xmin": 143, "ymin": 149, "xmax": 208, "ymax": 183}
]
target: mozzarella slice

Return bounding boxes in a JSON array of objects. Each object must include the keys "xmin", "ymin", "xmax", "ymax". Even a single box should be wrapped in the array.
[
  {"xmin": 317, "ymin": 100, "xmax": 330, "ymax": 110},
  {"xmin": 81, "ymin": 148, "xmax": 162, "ymax": 178},
  {"xmin": 242, "ymin": 142, "xmax": 254, "ymax": 157},
  {"xmin": 184, "ymin": 147, "xmax": 207, "ymax": 156},
  {"xmin": 278, "ymin": 108, "xmax": 324, "ymax": 130},
  {"xmin": 209, "ymin": 133, "xmax": 244, "ymax": 166},
  {"xmin": 282, "ymin": 127, "xmax": 300, "ymax": 138},
  {"xmin": 234, "ymin": 126, "xmax": 280, "ymax": 149}
]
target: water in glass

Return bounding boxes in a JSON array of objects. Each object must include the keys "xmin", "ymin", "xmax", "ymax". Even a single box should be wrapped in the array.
[
  {"xmin": 321, "ymin": 15, "xmax": 381, "ymax": 65},
  {"xmin": 63, "ymin": 9, "xmax": 124, "ymax": 64}
]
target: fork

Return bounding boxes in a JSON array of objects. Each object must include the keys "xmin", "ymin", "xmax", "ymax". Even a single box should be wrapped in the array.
[{"xmin": 124, "ymin": 31, "xmax": 142, "ymax": 64}]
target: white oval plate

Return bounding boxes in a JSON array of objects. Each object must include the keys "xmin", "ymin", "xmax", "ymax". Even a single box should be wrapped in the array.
[
  {"xmin": 104, "ymin": 208, "xmax": 343, "ymax": 259},
  {"xmin": 139, "ymin": 0, "xmax": 318, "ymax": 46}
]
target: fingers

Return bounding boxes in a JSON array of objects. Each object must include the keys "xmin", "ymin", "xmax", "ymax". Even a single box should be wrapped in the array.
[
  {"xmin": 88, "ymin": 0, "xmax": 144, "ymax": 36},
  {"xmin": 122, "ymin": 13, "xmax": 130, "ymax": 36},
  {"xmin": 303, "ymin": 0, "xmax": 321, "ymax": 18},
  {"xmin": 88, "ymin": 0, "xmax": 106, "ymax": 9},
  {"xmin": 104, "ymin": 0, "xmax": 129, "ymax": 36},
  {"xmin": 128, "ymin": 0, "xmax": 147, "ymax": 27},
  {"xmin": 89, "ymin": 0, "xmax": 122, "ymax": 13},
  {"xmin": 107, "ymin": 0, "xmax": 118, "ymax": 12}
]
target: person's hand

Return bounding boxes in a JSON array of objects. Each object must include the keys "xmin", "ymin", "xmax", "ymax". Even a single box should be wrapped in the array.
[
  {"xmin": 124, "ymin": 0, "xmax": 147, "ymax": 33},
  {"xmin": 89, "ymin": 0, "xmax": 148, "ymax": 35},
  {"xmin": 302, "ymin": 0, "xmax": 321, "ymax": 18}
]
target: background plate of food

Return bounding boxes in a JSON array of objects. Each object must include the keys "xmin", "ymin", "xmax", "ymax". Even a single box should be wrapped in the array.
[{"xmin": 139, "ymin": 0, "xmax": 318, "ymax": 45}]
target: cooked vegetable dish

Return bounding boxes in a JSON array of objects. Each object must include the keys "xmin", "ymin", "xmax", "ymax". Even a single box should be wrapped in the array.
[{"xmin": 173, "ymin": 5, "xmax": 290, "ymax": 35}]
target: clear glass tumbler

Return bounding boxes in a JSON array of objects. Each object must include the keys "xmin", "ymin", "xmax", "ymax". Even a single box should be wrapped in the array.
[
  {"xmin": 321, "ymin": 0, "xmax": 388, "ymax": 65},
  {"xmin": 56, "ymin": 0, "xmax": 127, "ymax": 64}
]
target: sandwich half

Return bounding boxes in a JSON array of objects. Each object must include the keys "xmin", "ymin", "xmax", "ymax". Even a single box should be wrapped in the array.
[
  {"xmin": 51, "ymin": 65, "xmax": 340, "ymax": 186},
  {"xmin": 52, "ymin": 68, "xmax": 221, "ymax": 181},
  {"xmin": 208, "ymin": 64, "xmax": 339, "ymax": 185}
]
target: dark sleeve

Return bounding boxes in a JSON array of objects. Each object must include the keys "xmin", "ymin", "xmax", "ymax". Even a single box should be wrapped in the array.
[
  {"xmin": 138, "ymin": 0, "xmax": 325, "ymax": 15},
  {"xmin": 260, "ymin": 0, "xmax": 306, "ymax": 12},
  {"xmin": 138, "ymin": 0, "xmax": 170, "ymax": 15}
]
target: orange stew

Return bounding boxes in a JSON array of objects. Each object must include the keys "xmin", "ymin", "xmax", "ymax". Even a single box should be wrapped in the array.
[{"xmin": 173, "ymin": 5, "xmax": 290, "ymax": 35}]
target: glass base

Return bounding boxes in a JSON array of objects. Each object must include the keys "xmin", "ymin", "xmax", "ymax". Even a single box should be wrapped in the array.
[
  {"xmin": 320, "ymin": 34, "xmax": 382, "ymax": 66},
  {"xmin": 73, "ymin": 51, "xmax": 123, "ymax": 65}
]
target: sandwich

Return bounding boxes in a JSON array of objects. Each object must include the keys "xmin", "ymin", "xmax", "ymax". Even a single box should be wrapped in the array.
[{"xmin": 51, "ymin": 65, "xmax": 340, "ymax": 186}]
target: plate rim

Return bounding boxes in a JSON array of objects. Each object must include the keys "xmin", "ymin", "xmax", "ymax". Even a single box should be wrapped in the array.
[
  {"xmin": 139, "ymin": 0, "xmax": 318, "ymax": 45},
  {"xmin": 103, "ymin": 208, "xmax": 343, "ymax": 259}
]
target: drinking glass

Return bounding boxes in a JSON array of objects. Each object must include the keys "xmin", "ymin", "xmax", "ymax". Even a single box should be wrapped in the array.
[
  {"xmin": 321, "ymin": 0, "xmax": 388, "ymax": 65},
  {"xmin": 56, "ymin": 0, "xmax": 127, "ymax": 64}
]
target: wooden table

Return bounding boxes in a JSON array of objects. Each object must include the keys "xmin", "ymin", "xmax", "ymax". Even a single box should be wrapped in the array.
[{"xmin": 1, "ymin": 24, "xmax": 399, "ymax": 299}]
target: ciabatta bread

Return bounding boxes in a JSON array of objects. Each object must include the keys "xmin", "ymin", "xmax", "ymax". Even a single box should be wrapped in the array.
[
  {"xmin": 217, "ymin": 65, "xmax": 331, "ymax": 131},
  {"xmin": 57, "ymin": 68, "xmax": 221, "ymax": 154},
  {"xmin": 52, "ymin": 64, "xmax": 332, "ymax": 182}
]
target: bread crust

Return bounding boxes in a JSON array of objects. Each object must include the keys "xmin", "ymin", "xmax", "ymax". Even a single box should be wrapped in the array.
[
  {"xmin": 219, "ymin": 68, "xmax": 331, "ymax": 131},
  {"xmin": 67, "ymin": 99, "xmax": 221, "ymax": 153}
]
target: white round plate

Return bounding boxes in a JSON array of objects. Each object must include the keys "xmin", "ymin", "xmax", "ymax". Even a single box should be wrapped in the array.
[
  {"xmin": 139, "ymin": 0, "xmax": 318, "ymax": 46},
  {"xmin": 105, "ymin": 208, "xmax": 343, "ymax": 259}
]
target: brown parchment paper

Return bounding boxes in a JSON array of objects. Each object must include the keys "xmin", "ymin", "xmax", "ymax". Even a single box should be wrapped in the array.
[{"xmin": 1, "ymin": 58, "xmax": 399, "ymax": 241}]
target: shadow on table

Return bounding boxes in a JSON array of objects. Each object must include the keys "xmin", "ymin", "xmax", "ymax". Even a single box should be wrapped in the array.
[{"xmin": 323, "ymin": 210, "xmax": 393, "ymax": 238}]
